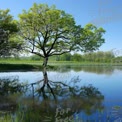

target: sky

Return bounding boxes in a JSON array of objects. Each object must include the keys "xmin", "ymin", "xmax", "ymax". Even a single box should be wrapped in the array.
[{"xmin": 1, "ymin": 0, "xmax": 122, "ymax": 56}]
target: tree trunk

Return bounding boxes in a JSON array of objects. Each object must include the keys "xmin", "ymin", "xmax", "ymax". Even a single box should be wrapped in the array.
[
  {"xmin": 43, "ymin": 57, "xmax": 48, "ymax": 85},
  {"xmin": 42, "ymin": 57, "xmax": 56, "ymax": 100}
]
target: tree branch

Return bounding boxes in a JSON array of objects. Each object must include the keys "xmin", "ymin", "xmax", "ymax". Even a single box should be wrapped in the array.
[
  {"xmin": 47, "ymin": 32, "xmax": 58, "ymax": 55},
  {"xmin": 50, "ymin": 50, "xmax": 71, "ymax": 56}
]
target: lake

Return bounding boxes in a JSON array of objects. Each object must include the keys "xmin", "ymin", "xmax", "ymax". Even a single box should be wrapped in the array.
[{"xmin": 0, "ymin": 65, "xmax": 122, "ymax": 121}]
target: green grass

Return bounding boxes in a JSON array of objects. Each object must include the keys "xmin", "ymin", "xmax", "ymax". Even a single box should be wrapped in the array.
[
  {"xmin": 0, "ymin": 59, "xmax": 122, "ymax": 71},
  {"xmin": 0, "ymin": 59, "xmax": 43, "ymax": 65},
  {"xmin": 0, "ymin": 59, "xmax": 121, "ymax": 65},
  {"xmin": 0, "ymin": 63, "xmax": 42, "ymax": 71}
]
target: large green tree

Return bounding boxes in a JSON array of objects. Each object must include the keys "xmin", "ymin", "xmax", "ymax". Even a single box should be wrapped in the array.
[
  {"xmin": 0, "ymin": 9, "xmax": 23, "ymax": 57},
  {"xmin": 18, "ymin": 3, "xmax": 105, "ymax": 96}
]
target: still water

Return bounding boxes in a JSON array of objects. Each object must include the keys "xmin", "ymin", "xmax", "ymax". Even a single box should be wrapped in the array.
[{"xmin": 0, "ymin": 65, "xmax": 122, "ymax": 121}]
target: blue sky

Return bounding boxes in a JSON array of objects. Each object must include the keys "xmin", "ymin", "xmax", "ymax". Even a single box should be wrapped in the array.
[{"xmin": 1, "ymin": 0, "xmax": 122, "ymax": 55}]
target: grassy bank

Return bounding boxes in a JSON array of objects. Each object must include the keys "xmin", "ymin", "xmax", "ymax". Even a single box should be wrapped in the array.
[
  {"xmin": 0, "ymin": 59, "xmax": 122, "ymax": 71},
  {"xmin": 0, "ymin": 63, "xmax": 42, "ymax": 71},
  {"xmin": 0, "ymin": 59, "xmax": 122, "ymax": 65}
]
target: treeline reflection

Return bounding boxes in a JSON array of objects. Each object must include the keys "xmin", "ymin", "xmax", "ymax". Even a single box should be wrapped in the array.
[{"xmin": 53, "ymin": 65, "xmax": 122, "ymax": 75}]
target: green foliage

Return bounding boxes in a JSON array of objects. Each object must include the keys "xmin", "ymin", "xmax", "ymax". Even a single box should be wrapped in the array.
[
  {"xmin": 0, "ymin": 9, "xmax": 19, "ymax": 34},
  {"xmin": 59, "ymin": 53, "xmax": 72, "ymax": 61},
  {"xmin": 113, "ymin": 56, "xmax": 122, "ymax": 63},
  {"xmin": 50, "ymin": 51, "xmax": 115, "ymax": 63},
  {"xmin": 72, "ymin": 53, "xmax": 82, "ymax": 61},
  {"xmin": 0, "ymin": 9, "xmax": 23, "ymax": 57},
  {"xmin": 82, "ymin": 51, "xmax": 114, "ymax": 63},
  {"xmin": 74, "ymin": 24, "xmax": 105, "ymax": 52},
  {"xmin": 18, "ymin": 3, "xmax": 105, "ymax": 59},
  {"xmin": 30, "ymin": 54, "xmax": 42, "ymax": 61}
]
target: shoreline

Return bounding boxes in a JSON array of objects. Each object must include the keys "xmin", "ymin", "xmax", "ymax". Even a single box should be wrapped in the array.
[{"xmin": 0, "ymin": 61, "xmax": 122, "ymax": 72}]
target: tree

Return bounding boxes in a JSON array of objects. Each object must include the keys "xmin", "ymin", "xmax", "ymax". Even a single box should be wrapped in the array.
[
  {"xmin": 72, "ymin": 53, "xmax": 82, "ymax": 61},
  {"xmin": 18, "ymin": 3, "xmax": 105, "ymax": 98},
  {"xmin": 0, "ymin": 29, "xmax": 8, "ymax": 56},
  {"xmin": 59, "ymin": 53, "xmax": 72, "ymax": 61},
  {"xmin": 31, "ymin": 54, "xmax": 42, "ymax": 61},
  {"xmin": 0, "ymin": 9, "xmax": 23, "ymax": 57}
]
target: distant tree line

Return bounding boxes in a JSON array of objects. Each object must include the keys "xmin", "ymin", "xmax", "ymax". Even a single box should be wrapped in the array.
[
  {"xmin": 0, "ymin": 51, "xmax": 122, "ymax": 63},
  {"xmin": 49, "ymin": 51, "xmax": 120, "ymax": 63},
  {"xmin": 55, "ymin": 51, "xmax": 113, "ymax": 62},
  {"xmin": 29, "ymin": 51, "xmax": 122, "ymax": 63}
]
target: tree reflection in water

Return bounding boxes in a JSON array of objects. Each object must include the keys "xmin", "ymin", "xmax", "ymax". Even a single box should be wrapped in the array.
[
  {"xmin": 20, "ymin": 76, "xmax": 104, "ymax": 122},
  {"xmin": 0, "ymin": 77, "xmax": 25, "ymax": 112},
  {"xmin": 0, "ymin": 76, "xmax": 104, "ymax": 122}
]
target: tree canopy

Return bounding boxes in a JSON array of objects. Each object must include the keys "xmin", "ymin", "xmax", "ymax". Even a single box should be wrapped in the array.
[
  {"xmin": 18, "ymin": 3, "xmax": 106, "ymax": 87},
  {"xmin": 18, "ymin": 3, "xmax": 105, "ymax": 59},
  {"xmin": 0, "ymin": 9, "xmax": 23, "ymax": 57}
]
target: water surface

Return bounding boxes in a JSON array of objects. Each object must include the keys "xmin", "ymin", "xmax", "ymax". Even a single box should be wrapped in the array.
[{"xmin": 0, "ymin": 65, "xmax": 122, "ymax": 121}]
